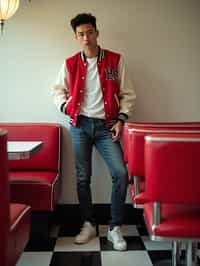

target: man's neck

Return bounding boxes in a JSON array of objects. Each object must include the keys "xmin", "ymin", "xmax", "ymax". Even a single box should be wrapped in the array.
[{"xmin": 84, "ymin": 46, "xmax": 99, "ymax": 58}]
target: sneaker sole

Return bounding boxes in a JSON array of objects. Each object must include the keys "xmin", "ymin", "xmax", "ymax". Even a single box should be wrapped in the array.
[{"xmin": 74, "ymin": 234, "xmax": 96, "ymax": 244}]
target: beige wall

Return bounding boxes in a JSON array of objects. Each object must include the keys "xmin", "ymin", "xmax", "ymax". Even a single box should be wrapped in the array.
[{"xmin": 0, "ymin": 0, "xmax": 200, "ymax": 203}]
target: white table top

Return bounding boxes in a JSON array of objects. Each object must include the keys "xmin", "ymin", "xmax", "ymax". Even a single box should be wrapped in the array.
[{"xmin": 7, "ymin": 141, "xmax": 43, "ymax": 160}]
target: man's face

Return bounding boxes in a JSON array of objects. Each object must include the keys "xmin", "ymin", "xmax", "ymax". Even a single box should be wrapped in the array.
[{"xmin": 75, "ymin": 23, "xmax": 98, "ymax": 50}]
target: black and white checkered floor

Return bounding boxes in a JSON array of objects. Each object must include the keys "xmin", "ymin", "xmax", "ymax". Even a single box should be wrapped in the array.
[{"xmin": 16, "ymin": 218, "xmax": 200, "ymax": 266}]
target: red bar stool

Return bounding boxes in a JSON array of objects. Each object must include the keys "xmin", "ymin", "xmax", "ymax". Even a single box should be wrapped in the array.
[{"xmin": 144, "ymin": 133, "xmax": 200, "ymax": 266}]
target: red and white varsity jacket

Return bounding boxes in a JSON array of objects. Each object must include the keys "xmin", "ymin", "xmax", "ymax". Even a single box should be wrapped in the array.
[{"xmin": 52, "ymin": 47, "xmax": 136, "ymax": 127}]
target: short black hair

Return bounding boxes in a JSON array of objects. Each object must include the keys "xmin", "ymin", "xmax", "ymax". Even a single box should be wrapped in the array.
[{"xmin": 70, "ymin": 13, "xmax": 97, "ymax": 32}]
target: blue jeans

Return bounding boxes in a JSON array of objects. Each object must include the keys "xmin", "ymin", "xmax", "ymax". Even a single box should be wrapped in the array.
[{"xmin": 70, "ymin": 115, "xmax": 128, "ymax": 228}]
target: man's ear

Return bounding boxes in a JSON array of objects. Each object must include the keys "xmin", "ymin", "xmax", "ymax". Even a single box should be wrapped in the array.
[{"xmin": 96, "ymin": 29, "xmax": 99, "ymax": 37}]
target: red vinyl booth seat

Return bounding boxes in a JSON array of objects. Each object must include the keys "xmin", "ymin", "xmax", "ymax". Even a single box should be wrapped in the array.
[
  {"xmin": 143, "ymin": 133, "xmax": 200, "ymax": 265},
  {"xmin": 0, "ymin": 123, "xmax": 61, "ymax": 211},
  {"xmin": 10, "ymin": 171, "xmax": 59, "ymax": 211},
  {"xmin": 144, "ymin": 203, "xmax": 200, "ymax": 239},
  {"xmin": 0, "ymin": 130, "xmax": 9, "ymax": 266},
  {"xmin": 9, "ymin": 203, "xmax": 31, "ymax": 266},
  {"xmin": 123, "ymin": 122, "xmax": 136, "ymax": 163},
  {"xmin": 123, "ymin": 122, "xmax": 200, "ymax": 208},
  {"xmin": 0, "ymin": 129, "xmax": 31, "ymax": 266}
]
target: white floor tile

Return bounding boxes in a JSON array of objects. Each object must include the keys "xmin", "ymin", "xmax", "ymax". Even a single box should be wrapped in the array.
[
  {"xmin": 54, "ymin": 237, "xmax": 100, "ymax": 251},
  {"xmin": 121, "ymin": 225, "xmax": 140, "ymax": 236},
  {"xmin": 101, "ymin": 250, "xmax": 153, "ymax": 266},
  {"xmin": 142, "ymin": 236, "xmax": 172, "ymax": 250},
  {"xmin": 16, "ymin": 252, "xmax": 52, "ymax": 266},
  {"xmin": 99, "ymin": 225, "xmax": 139, "ymax": 237}
]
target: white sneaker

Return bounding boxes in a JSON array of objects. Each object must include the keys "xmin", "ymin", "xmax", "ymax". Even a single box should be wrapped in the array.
[
  {"xmin": 107, "ymin": 226, "xmax": 127, "ymax": 251},
  {"xmin": 74, "ymin": 222, "xmax": 96, "ymax": 244}
]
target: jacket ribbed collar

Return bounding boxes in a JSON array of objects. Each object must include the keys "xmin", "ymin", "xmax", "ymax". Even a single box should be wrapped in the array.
[{"xmin": 80, "ymin": 46, "xmax": 104, "ymax": 62}]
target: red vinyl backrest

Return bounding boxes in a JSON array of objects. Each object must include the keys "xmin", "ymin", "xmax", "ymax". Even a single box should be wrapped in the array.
[
  {"xmin": 145, "ymin": 133, "xmax": 200, "ymax": 205},
  {"xmin": 124, "ymin": 122, "xmax": 200, "ymax": 165},
  {"xmin": 127, "ymin": 125, "xmax": 200, "ymax": 177},
  {"xmin": 0, "ymin": 129, "xmax": 9, "ymax": 266},
  {"xmin": 125, "ymin": 121, "xmax": 200, "ymax": 128},
  {"xmin": 0, "ymin": 123, "xmax": 61, "ymax": 171}
]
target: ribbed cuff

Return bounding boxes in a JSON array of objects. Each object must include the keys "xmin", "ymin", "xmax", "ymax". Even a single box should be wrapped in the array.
[
  {"xmin": 60, "ymin": 102, "xmax": 66, "ymax": 113},
  {"xmin": 118, "ymin": 113, "xmax": 128, "ymax": 124}
]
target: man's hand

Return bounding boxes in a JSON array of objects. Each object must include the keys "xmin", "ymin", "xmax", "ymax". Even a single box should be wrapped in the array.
[{"xmin": 111, "ymin": 120, "xmax": 124, "ymax": 142}]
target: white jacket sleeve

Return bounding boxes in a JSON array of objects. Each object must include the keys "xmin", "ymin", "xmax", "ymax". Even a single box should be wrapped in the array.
[
  {"xmin": 51, "ymin": 62, "xmax": 69, "ymax": 113},
  {"xmin": 118, "ymin": 56, "xmax": 136, "ymax": 120}
]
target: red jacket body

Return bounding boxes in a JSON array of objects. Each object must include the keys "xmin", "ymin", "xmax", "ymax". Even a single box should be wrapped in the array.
[{"xmin": 65, "ymin": 49, "xmax": 121, "ymax": 126}]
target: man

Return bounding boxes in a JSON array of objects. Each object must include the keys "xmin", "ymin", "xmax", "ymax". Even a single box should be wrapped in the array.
[{"xmin": 52, "ymin": 13, "xmax": 136, "ymax": 251}]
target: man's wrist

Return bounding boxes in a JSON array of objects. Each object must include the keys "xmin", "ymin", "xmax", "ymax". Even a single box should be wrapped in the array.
[{"xmin": 117, "ymin": 118, "xmax": 125, "ymax": 124}]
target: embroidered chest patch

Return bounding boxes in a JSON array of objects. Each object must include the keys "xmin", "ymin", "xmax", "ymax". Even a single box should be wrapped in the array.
[{"xmin": 105, "ymin": 67, "xmax": 118, "ymax": 81}]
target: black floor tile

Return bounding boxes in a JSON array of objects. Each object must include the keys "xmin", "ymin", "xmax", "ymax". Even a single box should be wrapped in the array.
[
  {"xmin": 137, "ymin": 224, "xmax": 149, "ymax": 236},
  {"xmin": 124, "ymin": 206, "xmax": 144, "ymax": 225},
  {"xmin": 50, "ymin": 252, "xmax": 101, "ymax": 266},
  {"xmin": 148, "ymin": 250, "xmax": 172, "ymax": 265},
  {"xmin": 24, "ymin": 237, "xmax": 56, "ymax": 251},
  {"xmin": 100, "ymin": 236, "xmax": 146, "ymax": 251},
  {"xmin": 149, "ymin": 248, "xmax": 200, "ymax": 265},
  {"xmin": 58, "ymin": 223, "xmax": 81, "ymax": 237}
]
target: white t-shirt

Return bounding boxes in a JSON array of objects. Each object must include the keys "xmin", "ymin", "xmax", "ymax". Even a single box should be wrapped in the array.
[{"xmin": 80, "ymin": 56, "xmax": 105, "ymax": 119}]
